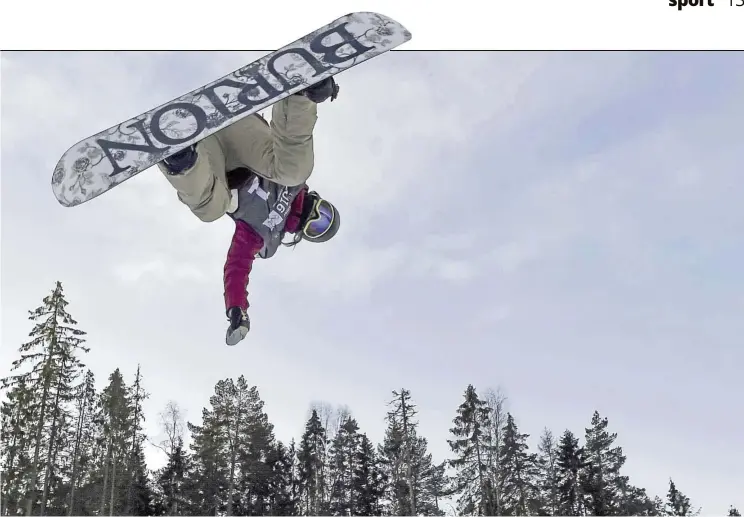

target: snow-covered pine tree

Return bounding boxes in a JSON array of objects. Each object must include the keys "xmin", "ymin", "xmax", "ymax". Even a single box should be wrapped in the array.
[
  {"xmin": 1, "ymin": 281, "xmax": 89, "ymax": 516},
  {"xmin": 729, "ymin": 505, "xmax": 742, "ymax": 516},
  {"xmin": 652, "ymin": 495, "xmax": 666, "ymax": 515},
  {"xmin": 447, "ymin": 384, "xmax": 496, "ymax": 515}
]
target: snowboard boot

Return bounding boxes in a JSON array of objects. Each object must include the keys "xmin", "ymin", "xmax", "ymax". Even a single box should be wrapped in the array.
[
  {"xmin": 162, "ymin": 145, "xmax": 197, "ymax": 175},
  {"xmin": 297, "ymin": 77, "xmax": 339, "ymax": 103}
]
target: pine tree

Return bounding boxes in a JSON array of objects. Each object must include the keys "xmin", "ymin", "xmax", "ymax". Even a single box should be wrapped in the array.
[
  {"xmin": 265, "ymin": 440, "xmax": 298, "ymax": 516},
  {"xmin": 6, "ymin": 287, "xmax": 738, "ymax": 517},
  {"xmin": 580, "ymin": 411, "xmax": 626, "ymax": 515},
  {"xmin": 221, "ymin": 378, "xmax": 245, "ymax": 516},
  {"xmin": 410, "ymin": 435, "xmax": 445, "ymax": 516},
  {"xmin": 424, "ymin": 461, "xmax": 452, "ymax": 516},
  {"xmin": 353, "ymin": 434, "xmax": 386, "ymax": 516},
  {"xmin": 615, "ymin": 477, "xmax": 657, "ymax": 515},
  {"xmin": 297, "ymin": 409, "xmax": 329, "ymax": 515},
  {"xmin": 536, "ymin": 428, "xmax": 559, "ymax": 515},
  {"xmin": 123, "ymin": 365, "xmax": 153, "ymax": 515},
  {"xmin": 155, "ymin": 437, "xmax": 192, "ymax": 515},
  {"xmin": 328, "ymin": 416, "xmax": 362, "ymax": 515},
  {"xmin": 387, "ymin": 389, "xmax": 417, "ymax": 515},
  {"xmin": 728, "ymin": 506, "xmax": 741, "ymax": 516},
  {"xmin": 377, "ymin": 389, "xmax": 442, "ymax": 516},
  {"xmin": 1, "ymin": 281, "xmax": 89, "ymax": 515},
  {"xmin": 1, "ymin": 378, "xmax": 36, "ymax": 515},
  {"xmin": 378, "ymin": 414, "xmax": 407, "ymax": 515},
  {"xmin": 653, "ymin": 496, "xmax": 666, "ymax": 515},
  {"xmin": 93, "ymin": 368, "xmax": 134, "ymax": 515},
  {"xmin": 498, "ymin": 413, "xmax": 539, "ymax": 515},
  {"xmin": 69, "ymin": 401, "xmax": 109, "ymax": 516},
  {"xmin": 78, "ymin": 366, "xmax": 154, "ymax": 516},
  {"xmin": 67, "ymin": 369, "xmax": 97, "ymax": 516},
  {"xmin": 666, "ymin": 478, "xmax": 698, "ymax": 516},
  {"xmin": 191, "ymin": 376, "xmax": 257, "ymax": 516},
  {"xmin": 235, "ymin": 381, "xmax": 280, "ymax": 515},
  {"xmin": 187, "ymin": 404, "xmax": 229, "ymax": 516},
  {"xmin": 287, "ymin": 439, "xmax": 302, "ymax": 514},
  {"xmin": 310, "ymin": 400, "xmax": 353, "ymax": 508},
  {"xmin": 483, "ymin": 388, "xmax": 508, "ymax": 515},
  {"xmin": 38, "ymin": 388, "xmax": 69, "ymax": 516},
  {"xmin": 555, "ymin": 430, "xmax": 586, "ymax": 516},
  {"xmin": 447, "ymin": 384, "xmax": 496, "ymax": 515},
  {"xmin": 186, "ymin": 377, "xmax": 271, "ymax": 516},
  {"xmin": 126, "ymin": 443, "xmax": 154, "ymax": 515},
  {"xmin": 153, "ymin": 401, "xmax": 189, "ymax": 515}
]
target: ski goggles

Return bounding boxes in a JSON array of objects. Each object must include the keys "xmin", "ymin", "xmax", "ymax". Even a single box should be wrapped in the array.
[{"xmin": 302, "ymin": 198, "xmax": 335, "ymax": 241}]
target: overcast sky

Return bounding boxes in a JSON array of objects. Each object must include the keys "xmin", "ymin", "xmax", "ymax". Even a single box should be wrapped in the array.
[{"xmin": 2, "ymin": 51, "xmax": 742, "ymax": 513}]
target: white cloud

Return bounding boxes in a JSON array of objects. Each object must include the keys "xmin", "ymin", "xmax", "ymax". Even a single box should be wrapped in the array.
[
  {"xmin": 422, "ymin": 232, "xmax": 479, "ymax": 253},
  {"xmin": 473, "ymin": 304, "xmax": 512, "ymax": 327},
  {"xmin": 264, "ymin": 240, "xmax": 408, "ymax": 297},
  {"xmin": 489, "ymin": 239, "xmax": 544, "ymax": 274},
  {"xmin": 113, "ymin": 256, "xmax": 206, "ymax": 284},
  {"xmin": 435, "ymin": 259, "xmax": 477, "ymax": 283}
]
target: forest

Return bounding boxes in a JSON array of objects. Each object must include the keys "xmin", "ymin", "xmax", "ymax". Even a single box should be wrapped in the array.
[{"xmin": 1, "ymin": 282, "xmax": 741, "ymax": 516}]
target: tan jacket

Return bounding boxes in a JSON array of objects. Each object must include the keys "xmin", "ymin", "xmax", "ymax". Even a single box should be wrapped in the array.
[{"xmin": 159, "ymin": 94, "xmax": 318, "ymax": 222}]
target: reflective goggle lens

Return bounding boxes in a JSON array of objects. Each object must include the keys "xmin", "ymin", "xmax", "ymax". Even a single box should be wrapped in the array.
[{"xmin": 304, "ymin": 200, "xmax": 334, "ymax": 239}]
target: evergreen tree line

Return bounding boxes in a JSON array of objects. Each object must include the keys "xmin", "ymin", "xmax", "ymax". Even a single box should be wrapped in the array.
[{"xmin": 1, "ymin": 282, "xmax": 740, "ymax": 516}]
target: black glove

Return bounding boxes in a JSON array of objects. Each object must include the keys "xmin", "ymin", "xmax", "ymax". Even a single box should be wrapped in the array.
[
  {"xmin": 225, "ymin": 307, "xmax": 250, "ymax": 346},
  {"xmin": 299, "ymin": 77, "xmax": 339, "ymax": 103}
]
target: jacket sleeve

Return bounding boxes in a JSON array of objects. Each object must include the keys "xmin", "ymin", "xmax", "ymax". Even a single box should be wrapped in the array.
[{"xmin": 223, "ymin": 220, "xmax": 265, "ymax": 311}]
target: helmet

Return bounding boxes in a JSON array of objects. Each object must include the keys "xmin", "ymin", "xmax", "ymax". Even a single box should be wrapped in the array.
[{"xmin": 300, "ymin": 191, "xmax": 340, "ymax": 243}]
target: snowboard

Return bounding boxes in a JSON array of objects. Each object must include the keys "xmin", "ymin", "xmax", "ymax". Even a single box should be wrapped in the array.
[{"xmin": 51, "ymin": 12, "xmax": 411, "ymax": 207}]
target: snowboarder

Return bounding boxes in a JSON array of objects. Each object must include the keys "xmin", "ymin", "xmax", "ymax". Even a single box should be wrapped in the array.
[{"xmin": 157, "ymin": 77, "xmax": 341, "ymax": 345}]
